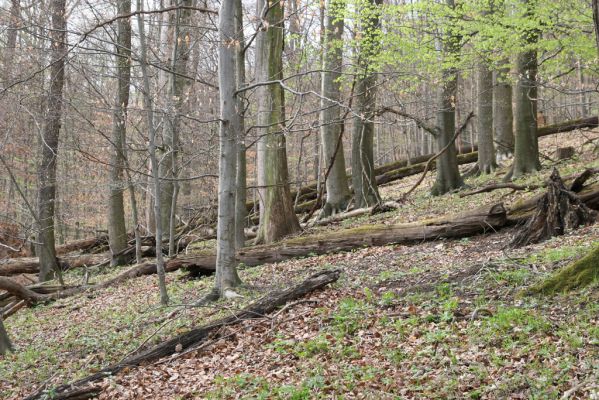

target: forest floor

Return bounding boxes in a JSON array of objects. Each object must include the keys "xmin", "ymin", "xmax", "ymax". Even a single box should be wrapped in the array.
[{"xmin": 1, "ymin": 130, "xmax": 598, "ymax": 399}]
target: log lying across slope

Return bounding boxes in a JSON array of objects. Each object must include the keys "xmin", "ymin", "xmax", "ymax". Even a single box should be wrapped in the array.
[
  {"xmin": 24, "ymin": 269, "xmax": 341, "ymax": 400},
  {"xmin": 289, "ymin": 116, "xmax": 599, "ymax": 208}
]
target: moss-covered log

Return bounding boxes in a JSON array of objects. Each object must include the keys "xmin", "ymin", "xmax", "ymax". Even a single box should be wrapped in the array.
[{"xmin": 527, "ymin": 245, "xmax": 599, "ymax": 294}]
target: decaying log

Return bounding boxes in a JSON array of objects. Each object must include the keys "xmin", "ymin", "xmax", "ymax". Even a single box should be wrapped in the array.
[
  {"xmin": 55, "ymin": 235, "xmax": 109, "ymax": 256},
  {"xmin": 537, "ymin": 116, "xmax": 598, "ymax": 136},
  {"xmin": 310, "ymin": 201, "xmax": 399, "ymax": 227},
  {"xmin": 24, "ymin": 269, "xmax": 341, "ymax": 400},
  {"xmin": 510, "ymin": 169, "xmax": 598, "ymax": 248},
  {"xmin": 184, "ymin": 203, "xmax": 507, "ymax": 277},
  {"xmin": 460, "ymin": 182, "xmax": 540, "ymax": 197}
]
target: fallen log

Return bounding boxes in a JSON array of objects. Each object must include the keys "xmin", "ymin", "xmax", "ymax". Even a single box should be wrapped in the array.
[
  {"xmin": 55, "ymin": 235, "xmax": 109, "ymax": 256},
  {"xmin": 24, "ymin": 269, "xmax": 341, "ymax": 400},
  {"xmin": 460, "ymin": 182, "xmax": 540, "ymax": 197},
  {"xmin": 537, "ymin": 116, "xmax": 598, "ymax": 136},
  {"xmin": 184, "ymin": 202, "xmax": 508, "ymax": 277}
]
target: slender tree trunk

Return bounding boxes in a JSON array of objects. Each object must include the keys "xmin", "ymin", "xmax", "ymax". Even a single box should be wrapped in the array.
[
  {"xmin": 3, "ymin": 0, "xmax": 20, "ymax": 83},
  {"xmin": 108, "ymin": 0, "xmax": 132, "ymax": 267},
  {"xmin": 476, "ymin": 60, "xmax": 496, "ymax": 173},
  {"xmin": 512, "ymin": 46, "xmax": 540, "ymax": 178},
  {"xmin": 216, "ymin": 0, "xmax": 242, "ymax": 294},
  {"xmin": 593, "ymin": 0, "xmax": 599, "ymax": 54},
  {"xmin": 351, "ymin": 0, "xmax": 383, "ymax": 208},
  {"xmin": 137, "ymin": 0, "xmax": 169, "ymax": 305},
  {"xmin": 0, "ymin": 318, "xmax": 13, "ymax": 355},
  {"xmin": 37, "ymin": 0, "xmax": 67, "ymax": 282},
  {"xmin": 320, "ymin": 0, "xmax": 351, "ymax": 216},
  {"xmin": 254, "ymin": 0, "xmax": 301, "ymax": 243},
  {"xmin": 432, "ymin": 0, "xmax": 463, "ymax": 195},
  {"xmin": 494, "ymin": 65, "xmax": 514, "ymax": 160},
  {"xmin": 159, "ymin": 0, "xmax": 193, "ymax": 254},
  {"xmin": 234, "ymin": 0, "xmax": 248, "ymax": 249}
]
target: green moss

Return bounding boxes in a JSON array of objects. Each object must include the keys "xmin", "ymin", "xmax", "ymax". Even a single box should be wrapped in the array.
[{"xmin": 527, "ymin": 245, "xmax": 599, "ymax": 294}]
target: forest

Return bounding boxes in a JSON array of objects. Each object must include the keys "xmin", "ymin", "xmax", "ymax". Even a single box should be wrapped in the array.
[{"xmin": 0, "ymin": 0, "xmax": 598, "ymax": 398}]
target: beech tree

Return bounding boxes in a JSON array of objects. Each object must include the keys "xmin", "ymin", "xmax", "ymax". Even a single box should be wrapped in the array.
[
  {"xmin": 494, "ymin": 64, "xmax": 514, "ymax": 160},
  {"xmin": 107, "ymin": 0, "xmax": 132, "ymax": 267},
  {"xmin": 215, "ymin": 0, "xmax": 242, "ymax": 294},
  {"xmin": 320, "ymin": 0, "xmax": 351, "ymax": 216},
  {"xmin": 37, "ymin": 0, "xmax": 67, "ymax": 282},
  {"xmin": 254, "ymin": 0, "xmax": 301, "ymax": 243},
  {"xmin": 351, "ymin": 0, "xmax": 383, "ymax": 208}
]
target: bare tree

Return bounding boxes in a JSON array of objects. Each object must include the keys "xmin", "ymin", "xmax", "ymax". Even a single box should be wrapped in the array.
[
  {"xmin": 320, "ymin": 0, "xmax": 351, "ymax": 216},
  {"xmin": 216, "ymin": 0, "xmax": 242, "ymax": 294},
  {"xmin": 37, "ymin": 0, "xmax": 67, "ymax": 282},
  {"xmin": 108, "ymin": 0, "xmax": 132, "ymax": 267},
  {"xmin": 137, "ymin": 0, "xmax": 169, "ymax": 305},
  {"xmin": 254, "ymin": 0, "xmax": 301, "ymax": 243}
]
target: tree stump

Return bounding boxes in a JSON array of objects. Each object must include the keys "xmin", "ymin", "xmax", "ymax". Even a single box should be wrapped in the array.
[
  {"xmin": 510, "ymin": 168, "xmax": 598, "ymax": 248},
  {"xmin": 555, "ymin": 146, "xmax": 575, "ymax": 160}
]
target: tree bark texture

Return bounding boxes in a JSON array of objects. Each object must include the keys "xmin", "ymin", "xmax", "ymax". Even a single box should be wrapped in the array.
[
  {"xmin": 494, "ymin": 65, "xmax": 514, "ymax": 160},
  {"xmin": 254, "ymin": 0, "xmax": 301, "ymax": 243},
  {"xmin": 36, "ymin": 0, "xmax": 67, "ymax": 282},
  {"xmin": 351, "ymin": 0, "xmax": 383, "ymax": 208},
  {"xmin": 320, "ymin": 0, "xmax": 351, "ymax": 216},
  {"xmin": 216, "ymin": 0, "xmax": 242, "ymax": 293},
  {"xmin": 477, "ymin": 60, "xmax": 496, "ymax": 173},
  {"xmin": 108, "ymin": 0, "xmax": 132, "ymax": 267},
  {"xmin": 0, "ymin": 317, "xmax": 13, "ymax": 355}
]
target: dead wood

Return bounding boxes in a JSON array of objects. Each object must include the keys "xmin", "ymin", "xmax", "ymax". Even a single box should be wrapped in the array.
[
  {"xmin": 460, "ymin": 182, "xmax": 540, "ymax": 197},
  {"xmin": 510, "ymin": 169, "xmax": 598, "ymax": 248},
  {"xmin": 569, "ymin": 168, "xmax": 599, "ymax": 193},
  {"xmin": 24, "ymin": 269, "xmax": 341, "ymax": 400},
  {"xmin": 55, "ymin": 235, "xmax": 109, "ymax": 256}
]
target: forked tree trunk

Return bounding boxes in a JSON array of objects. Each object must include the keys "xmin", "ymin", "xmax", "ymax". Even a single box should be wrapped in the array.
[
  {"xmin": 254, "ymin": 0, "xmax": 301, "ymax": 243},
  {"xmin": 432, "ymin": 0, "xmax": 463, "ymax": 195},
  {"xmin": 37, "ymin": 0, "xmax": 67, "ymax": 282},
  {"xmin": 108, "ymin": 0, "xmax": 132, "ymax": 267},
  {"xmin": 494, "ymin": 64, "xmax": 514, "ymax": 160},
  {"xmin": 159, "ymin": 0, "xmax": 193, "ymax": 253},
  {"xmin": 137, "ymin": 0, "xmax": 169, "ymax": 305},
  {"xmin": 216, "ymin": 0, "xmax": 242, "ymax": 293},
  {"xmin": 351, "ymin": 0, "xmax": 383, "ymax": 208},
  {"xmin": 320, "ymin": 0, "xmax": 351, "ymax": 216}
]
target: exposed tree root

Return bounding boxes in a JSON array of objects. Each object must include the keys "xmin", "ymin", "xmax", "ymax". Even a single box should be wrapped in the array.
[{"xmin": 510, "ymin": 169, "xmax": 598, "ymax": 248}]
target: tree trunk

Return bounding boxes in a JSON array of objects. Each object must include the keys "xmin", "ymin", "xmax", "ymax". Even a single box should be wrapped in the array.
[
  {"xmin": 159, "ymin": 0, "xmax": 193, "ymax": 253},
  {"xmin": 36, "ymin": 0, "xmax": 67, "ymax": 282},
  {"xmin": 137, "ymin": 0, "xmax": 169, "ymax": 305},
  {"xmin": 512, "ymin": 1, "xmax": 540, "ymax": 179},
  {"xmin": 351, "ymin": 0, "xmax": 383, "ymax": 208},
  {"xmin": 3, "ymin": 0, "xmax": 20, "ymax": 82},
  {"xmin": 593, "ymin": 0, "xmax": 599, "ymax": 54},
  {"xmin": 216, "ymin": 0, "xmax": 242, "ymax": 294},
  {"xmin": 477, "ymin": 60, "xmax": 496, "ymax": 173},
  {"xmin": 494, "ymin": 65, "xmax": 514, "ymax": 160},
  {"xmin": 254, "ymin": 0, "xmax": 301, "ymax": 243},
  {"xmin": 320, "ymin": 0, "xmax": 351, "ymax": 216},
  {"xmin": 234, "ymin": 0, "xmax": 248, "ymax": 249},
  {"xmin": 432, "ymin": 0, "xmax": 463, "ymax": 195},
  {"xmin": 0, "ymin": 317, "xmax": 13, "ymax": 355},
  {"xmin": 108, "ymin": 0, "xmax": 132, "ymax": 267}
]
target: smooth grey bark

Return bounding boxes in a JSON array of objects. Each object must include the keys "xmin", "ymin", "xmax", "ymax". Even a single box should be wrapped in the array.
[
  {"xmin": 432, "ymin": 0, "xmax": 463, "ymax": 195},
  {"xmin": 0, "ymin": 318, "xmax": 13, "ymax": 355},
  {"xmin": 108, "ymin": 0, "xmax": 132, "ymax": 267},
  {"xmin": 37, "ymin": 0, "xmax": 67, "ymax": 282},
  {"xmin": 320, "ymin": 0, "xmax": 351, "ymax": 217},
  {"xmin": 351, "ymin": 0, "xmax": 383, "ymax": 209},
  {"xmin": 494, "ymin": 65, "xmax": 514, "ymax": 160},
  {"xmin": 476, "ymin": 60, "xmax": 496, "ymax": 174},
  {"xmin": 512, "ymin": 1, "xmax": 540, "ymax": 180},
  {"xmin": 137, "ymin": 0, "xmax": 169, "ymax": 305},
  {"xmin": 234, "ymin": 0, "xmax": 247, "ymax": 249},
  {"xmin": 216, "ymin": 0, "xmax": 242, "ymax": 293},
  {"xmin": 254, "ymin": 0, "xmax": 301, "ymax": 244},
  {"xmin": 160, "ymin": 0, "xmax": 193, "ymax": 255}
]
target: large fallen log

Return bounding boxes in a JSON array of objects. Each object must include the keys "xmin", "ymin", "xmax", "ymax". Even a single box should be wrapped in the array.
[
  {"xmin": 55, "ymin": 235, "xmax": 109, "ymax": 256},
  {"xmin": 24, "ymin": 269, "xmax": 341, "ymax": 400}
]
